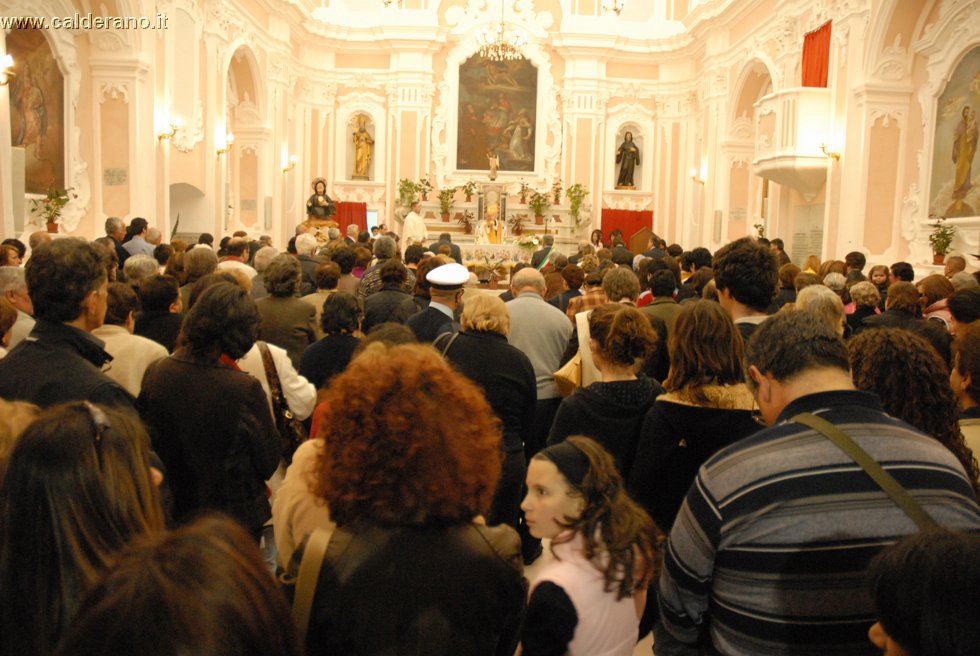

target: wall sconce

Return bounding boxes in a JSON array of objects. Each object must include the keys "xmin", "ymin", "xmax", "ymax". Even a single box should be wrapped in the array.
[
  {"xmin": 602, "ymin": 0, "xmax": 626, "ymax": 15},
  {"xmin": 216, "ymin": 132, "xmax": 234, "ymax": 157},
  {"xmin": 157, "ymin": 116, "xmax": 182, "ymax": 142},
  {"xmin": 0, "ymin": 54, "xmax": 15, "ymax": 86},
  {"xmin": 690, "ymin": 167, "xmax": 705, "ymax": 185},
  {"xmin": 820, "ymin": 143, "xmax": 840, "ymax": 161},
  {"xmin": 282, "ymin": 154, "xmax": 297, "ymax": 173}
]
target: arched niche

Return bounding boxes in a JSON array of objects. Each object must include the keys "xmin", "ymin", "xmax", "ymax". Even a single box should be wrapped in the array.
[
  {"xmin": 170, "ymin": 182, "xmax": 208, "ymax": 236},
  {"xmin": 610, "ymin": 123, "xmax": 645, "ymax": 191},
  {"xmin": 225, "ymin": 45, "xmax": 267, "ymax": 234},
  {"xmin": 333, "ymin": 91, "xmax": 386, "ymax": 184}
]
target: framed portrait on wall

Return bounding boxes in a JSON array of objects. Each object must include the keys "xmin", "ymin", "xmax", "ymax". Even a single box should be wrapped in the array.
[
  {"xmin": 6, "ymin": 28, "xmax": 65, "ymax": 193},
  {"xmin": 930, "ymin": 45, "xmax": 980, "ymax": 218},
  {"xmin": 456, "ymin": 55, "xmax": 537, "ymax": 173}
]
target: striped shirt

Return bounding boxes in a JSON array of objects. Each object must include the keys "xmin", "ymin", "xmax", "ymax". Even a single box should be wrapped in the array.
[{"xmin": 656, "ymin": 390, "xmax": 980, "ymax": 655}]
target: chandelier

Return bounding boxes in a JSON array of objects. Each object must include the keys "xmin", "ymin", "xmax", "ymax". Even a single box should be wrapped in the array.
[{"xmin": 478, "ymin": 2, "xmax": 527, "ymax": 61}]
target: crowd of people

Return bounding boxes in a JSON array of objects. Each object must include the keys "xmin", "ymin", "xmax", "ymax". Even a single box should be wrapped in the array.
[{"xmin": 0, "ymin": 217, "xmax": 978, "ymax": 656}]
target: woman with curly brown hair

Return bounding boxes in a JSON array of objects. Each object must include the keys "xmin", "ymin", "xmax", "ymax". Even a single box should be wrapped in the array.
[
  {"xmin": 628, "ymin": 300, "xmax": 761, "ymax": 532},
  {"xmin": 521, "ymin": 436, "xmax": 661, "ymax": 656},
  {"xmin": 288, "ymin": 343, "xmax": 526, "ymax": 656},
  {"xmin": 849, "ymin": 328, "xmax": 980, "ymax": 499}
]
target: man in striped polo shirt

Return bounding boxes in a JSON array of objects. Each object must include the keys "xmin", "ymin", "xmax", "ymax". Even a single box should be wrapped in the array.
[{"xmin": 656, "ymin": 311, "xmax": 980, "ymax": 655}]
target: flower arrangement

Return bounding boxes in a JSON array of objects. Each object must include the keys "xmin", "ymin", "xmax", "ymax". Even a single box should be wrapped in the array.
[
  {"xmin": 31, "ymin": 187, "xmax": 77, "ymax": 228},
  {"xmin": 928, "ymin": 214, "xmax": 956, "ymax": 256},
  {"xmin": 437, "ymin": 187, "xmax": 456, "ymax": 217},
  {"xmin": 462, "ymin": 179, "xmax": 478, "ymax": 201},
  {"xmin": 417, "ymin": 176, "xmax": 433, "ymax": 201},
  {"xmin": 566, "ymin": 183, "xmax": 589, "ymax": 225},
  {"xmin": 397, "ymin": 179, "xmax": 419, "ymax": 208},
  {"xmin": 514, "ymin": 233, "xmax": 540, "ymax": 251}
]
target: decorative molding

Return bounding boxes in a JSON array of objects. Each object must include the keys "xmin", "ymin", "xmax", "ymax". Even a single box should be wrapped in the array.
[
  {"xmin": 333, "ymin": 183, "xmax": 387, "ymax": 205},
  {"xmin": 91, "ymin": 31, "xmax": 129, "ymax": 53},
  {"xmin": 730, "ymin": 116, "xmax": 753, "ymax": 140},
  {"xmin": 601, "ymin": 190, "xmax": 653, "ymax": 211},
  {"xmin": 98, "ymin": 82, "xmax": 130, "ymax": 104},
  {"xmin": 869, "ymin": 109, "xmax": 904, "ymax": 129},
  {"xmin": 295, "ymin": 78, "xmax": 338, "ymax": 107}
]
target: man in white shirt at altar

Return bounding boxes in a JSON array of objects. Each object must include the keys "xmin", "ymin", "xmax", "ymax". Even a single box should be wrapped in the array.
[{"xmin": 402, "ymin": 201, "xmax": 427, "ymax": 256}]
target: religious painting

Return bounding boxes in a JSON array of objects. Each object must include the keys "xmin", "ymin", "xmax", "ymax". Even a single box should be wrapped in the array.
[
  {"xmin": 930, "ymin": 46, "xmax": 980, "ymax": 218},
  {"xmin": 457, "ymin": 55, "xmax": 537, "ymax": 172},
  {"xmin": 6, "ymin": 29, "xmax": 65, "ymax": 193}
]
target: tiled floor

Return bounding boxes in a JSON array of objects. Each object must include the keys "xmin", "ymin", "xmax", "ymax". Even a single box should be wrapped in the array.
[{"xmin": 525, "ymin": 539, "xmax": 655, "ymax": 656}]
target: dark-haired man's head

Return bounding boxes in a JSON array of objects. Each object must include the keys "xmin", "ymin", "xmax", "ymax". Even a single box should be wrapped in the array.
[
  {"xmin": 890, "ymin": 261, "xmax": 914, "ymax": 283},
  {"xmin": 844, "ymin": 251, "xmax": 866, "ymax": 272},
  {"xmin": 139, "ymin": 275, "xmax": 181, "ymax": 313},
  {"xmin": 103, "ymin": 282, "xmax": 140, "ymax": 328},
  {"xmin": 745, "ymin": 309, "xmax": 851, "ymax": 425},
  {"xmin": 26, "ymin": 239, "xmax": 108, "ymax": 330},
  {"xmin": 712, "ymin": 237, "xmax": 778, "ymax": 317}
]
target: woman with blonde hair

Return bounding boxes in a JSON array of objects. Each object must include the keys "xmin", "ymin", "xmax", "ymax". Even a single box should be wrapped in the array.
[
  {"xmin": 439, "ymin": 294, "xmax": 536, "ymax": 528},
  {"xmin": 628, "ymin": 300, "xmax": 760, "ymax": 531}
]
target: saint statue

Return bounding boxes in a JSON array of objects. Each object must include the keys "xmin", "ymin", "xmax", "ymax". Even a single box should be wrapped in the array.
[
  {"xmin": 352, "ymin": 114, "xmax": 374, "ymax": 180},
  {"xmin": 306, "ymin": 177, "xmax": 337, "ymax": 219},
  {"xmin": 615, "ymin": 131, "xmax": 640, "ymax": 189},
  {"xmin": 487, "ymin": 151, "xmax": 499, "ymax": 180}
]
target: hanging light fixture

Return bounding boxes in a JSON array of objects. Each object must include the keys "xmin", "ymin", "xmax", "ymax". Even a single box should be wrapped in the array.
[
  {"xmin": 602, "ymin": 0, "xmax": 626, "ymax": 15},
  {"xmin": 478, "ymin": 1, "xmax": 527, "ymax": 62}
]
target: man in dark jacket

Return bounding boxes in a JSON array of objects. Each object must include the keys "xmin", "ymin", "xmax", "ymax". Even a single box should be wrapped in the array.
[
  {"xmin": 0, "ymin": 239, "xmax": 133, "ymax": 410},
  {"xmin": 427, "ymin": 232, "xmax": 462, "ymax": 263}
]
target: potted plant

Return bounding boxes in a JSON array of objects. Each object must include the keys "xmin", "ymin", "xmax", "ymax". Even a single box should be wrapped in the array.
[
  {"xmin": 507, "ymin": 213, "xmax": 526, "ymax": 236},
  {"xmin": 417, "ymin": 176, "xmax": 433, "ymax": 201},
  {"xmin": 928, "ymin": 214, "xmax": 957, "ymax": 264},
  {"xmin": 518, "ymin": 179, "xmax": 530, "ymax": 204},
  {"xmin": 566, "ymin": 183, "xmax": 589, "ymax": 226},
  {"xmin": 397, "ymin": 179, "xmax": 419, "ymax": 209},
  {"xmin": 31, "ymin": 187, "xmax": 77, "ymax": 233},
  {"xmin": 552, "ymin": 178, "xmax": 563, "ymax": 204},
  {"xmin": 437, "ymin": 187, "xmax": 456, "ymax": 222},
  {"xmin": 457, "ymin": 209, "xmax": 475, "ymax": 234},
  {"xmin": 528, "ymin": 191, "xmax": 551, "ymax": 225},
  {"xmin": 462, "ymin": 180, "xmax": 477, "ymax": 202}
]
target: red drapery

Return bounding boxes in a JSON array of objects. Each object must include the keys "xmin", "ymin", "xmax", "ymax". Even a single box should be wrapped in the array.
[
  {"xmin": 600, "ymin": 209, "xmax": 653, "ymax": 245},
  {"xmin": 334, "ymin": 202, "xmax": 367, "ymax": 235},
  {"xmin": 802, "ymin": 21, "xmax": 832, "ymax": 88}
]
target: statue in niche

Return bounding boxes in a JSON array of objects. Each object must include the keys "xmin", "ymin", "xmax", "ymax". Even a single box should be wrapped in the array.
[
  {"xmin": 615, "ymin": 131, "xmax": 640, "ymax": 189},
  {"xmin": 352, "ymin": 114, "xmax": 374, "ymax": 180},
  {"xmin": 306, "ymin": 177, "xmax": 336, "ymax": 219},
  {"xmin": 487, "ymin": 151, "xmax": 499, "ymax": 180}
]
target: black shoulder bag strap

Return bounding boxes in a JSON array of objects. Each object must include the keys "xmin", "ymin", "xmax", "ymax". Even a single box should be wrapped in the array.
[{"xmin": 791, "ymin": 412, "xmax": 939, "ymax": 531}]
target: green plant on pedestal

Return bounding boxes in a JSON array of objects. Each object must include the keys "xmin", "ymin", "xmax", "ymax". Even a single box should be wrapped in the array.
[
  {"xmin": 417, "ymin": 176, "xmax": 433, "ymax": 201},
  {"xmin": 438, "ymin": 187, "xmax": 456, "ymax": 221},
  {"xmin": 397, "ymin": 179, "xmax": 419, "ymax": 209},
  {"xmin": 462, "ymin": 180, "xmax": 477, "ymax": 202},
  {"xmin": 529, "ymin": 191, "xmax": 551, "ymax": 224},
  {"xmin": 566, "ymin": 183, "xmax": 589, "ymax": 226},
  {"xmin": 928, "ymin": 214, "xmax": 956, "ymax": 257}
]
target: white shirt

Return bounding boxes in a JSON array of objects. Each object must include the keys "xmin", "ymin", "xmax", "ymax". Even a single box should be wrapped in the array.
[
  {"xmin": 91, "ymin": 324, "xmax": 168, "ymax": 397},
  {"xmin": 217, "ymin": 259, "xmax": 259, "ymax": 279},
  {"xmin": 8, "ymin": 310, "xmax": 35, "ymax": 349},
  {"xmin": 402, "ymin": 210, "xmax": 427, "ymax": 254},
  {"xmin": 237, "ymin": 341, "xmax": 316, "ymax": 421}
]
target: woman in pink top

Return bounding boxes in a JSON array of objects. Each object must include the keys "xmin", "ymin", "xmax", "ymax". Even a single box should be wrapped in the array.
[{"xmin": 521, "ymin": 436, "xmax": 661, "ymax": 656}]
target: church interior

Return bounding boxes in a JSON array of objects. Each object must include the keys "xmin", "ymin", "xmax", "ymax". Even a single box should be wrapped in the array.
[{"xmin": 1, "ymin": 0, "xmax": 979, "ymax": 267}]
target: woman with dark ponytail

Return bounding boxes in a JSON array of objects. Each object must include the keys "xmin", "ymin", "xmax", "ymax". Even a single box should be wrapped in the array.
[
  {"xmin": 521, "ymin": 436, "xmax": 662, "ymax": 655},
  {"xmin": 547, "ymin": 303, "xmax": 663, "ymax": 478}
]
